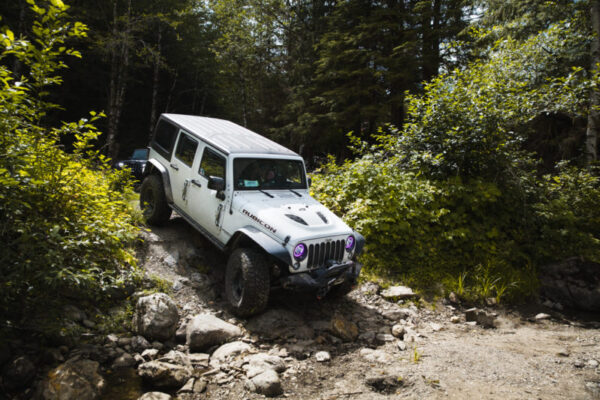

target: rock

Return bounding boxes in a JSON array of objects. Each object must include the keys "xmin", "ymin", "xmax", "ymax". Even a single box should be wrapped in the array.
[
  {"xmin": 397, "ymin": 341, "xmax": 407, "ymax": 351},
  {"xmin": 391, "ymin": 324, "xmax": 406, "ymax": 338},
  {"xmin": 381, "ymin": 308, "xmax": 416, "ymax": 321},
  {"xmin": 535, "ymin": 313, "xmax": 551, "ymax": 321},
  {"xmin": 118, "ymin": 337, "xmax": 133, "ymax": 347},
  {"xmin": 63, "ymin": 305, "xmax": 86, "ymax": 322},
  {"xmin": 132, "ymin": 293, "xmax": 179, "ymax": 341},
  {"xmin": 465, "ymin": 308, "xmax": 478, "ymax": 322},
  {"xmin": 381, "ymin": 286, "xmax": 417, "ymax": 300},
  {"xmin": 485, "ymin": 297, "xmax": 497, "ymax": 306},
  {"xmin": 177, "ymin": 378, "xmax": 195, "ymax": 393},
  {"xmin": 188, "ymin": 353, "xmax": 209, "ymax": 368},
  {"xmin": 450, "ymin": 316, "xmax": 460, "ymax": 324},
  {"xmin": 246, "ymin": 309, "xmax": 312, "ymax": 340},
  {"xmin": 448, "ymin": 292, "xmax": 459, "ymax": 304},
  {"xmin": 315, "ymin": 351, "xmax": 331, "ymax": 362},
  {"xmin": 376, "ymin": 333, "xmax": 395, "ymax": 342},
  {"xmin": 193, "ymin": 378, "xmax": 207, "ymax": 393},
  {"xmin": 430, "ymin": 322, "xmax": 442, "ymax": 331},
  {"xmin": 465, "ymin": 308, "xmax": 495, "ymax": 328},
  {"xmin": 131, "ymin": 336, "xmax": 152, "ymax": 353},
  {"xmin": 42, "ymin": 359, "xmax": 104, "ymax": 400},
  {"xmin": 358, "ymin": 331, "xmax": 376, "ymax": 344},
  {"xmin": 247, "ymin": 369, "xmax": 282, "ymax": 397},
  {"xmin": 330, "ymin": 314, "xmax": 359, "ymax": 342},
  {"xmin": 137, "ymin": 392, "xmax": 172, "ymax": 400},
  {"xmin": 539, "ymin": 257, "xmax": 600, "ymax": 312},
  {"xmin": 112, "ymin": 353, "xmax": 136, "ymax": 368},
  {"xmin": 158, "ymin": 350, "xmax": 191, "ymax": 367},
  {"xmin": 243, "ymin": 353, "xmax": 286, "ymax": 377},
  {"xmin": 137, "ymin": 361, "xmax": 193, "ymax": 388},
  {"xmin": 360, "ymin": 281, "xmax": 381, "ymax": 295},
  {"xmin": 359, "ymin": 348, "xmax": 393, "ymax": 363},
  {"xmin": 557, "ymin": 349, "xmax": 570, "ymax": 357},
  {"xmin": 3, "ymin": 356, "xmax": 36, "ymax": 389},
  {"xmin": 574, "ymin": 360, "xmax": 585, "ymax": 368},
  {"xmin": 142, "ymin": 349, "xmax": 160, "ymax": 361},
  {"xmin": 209, "ymin": 341, "xmax": 252, "ymax": 368},
  {"xmin": 588, "ymin": 359, "xmax": 599, "ymax": 368},
  {"xmin": 82, "ymin": 319, "xmax": 96, "ymax": 329},
  {"xmin": 43, "ymin": 348, "xmax": 65, "ymax": 364},
  {"xmin": 186, "ymin": 314, "xmax": 242, "ymax": 352}
]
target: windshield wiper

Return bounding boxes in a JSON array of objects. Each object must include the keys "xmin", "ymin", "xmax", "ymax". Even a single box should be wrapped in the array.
[
  {"xmin": 289, "ymin": 189, "xmax": 302, "ymax": 197},
  {"xmin": 259, "ymin": 189, "xmax": 274, "ymax": 198}
]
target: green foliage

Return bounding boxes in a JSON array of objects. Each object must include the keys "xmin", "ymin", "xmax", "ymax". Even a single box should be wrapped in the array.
[
  {"xmin": 311, "ymin": 12, "xmax": 600, "ymax": 300},
  {"xmin": 0, "ymin": 1, "xmax": 140, "ymax": 320}
]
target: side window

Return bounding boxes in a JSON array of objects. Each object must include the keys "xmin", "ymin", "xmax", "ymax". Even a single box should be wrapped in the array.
[
  {"xmin": 174, "ymin": 132, "xmax": 198, "ymax": 167},
  {"xmin": 199, "ymin": 148, "xmax": 226, "ymax": 181},
  {"xmin": 152, "ymin": 119, "xmax": 178, "ymax": 159}
]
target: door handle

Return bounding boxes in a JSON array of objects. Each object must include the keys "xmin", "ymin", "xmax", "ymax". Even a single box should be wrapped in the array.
[
  {"xmin": 191, "ymin": 179, "xmax": 202, "ymax": 188},
  {"xmin": 169, "ymin": 163, "xmax": 179, "ymax": 171}
]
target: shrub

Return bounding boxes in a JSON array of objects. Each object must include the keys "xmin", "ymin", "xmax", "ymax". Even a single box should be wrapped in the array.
[{"xmin": 0, "ymin": 1, "xmax": 140, "ymax": 320}]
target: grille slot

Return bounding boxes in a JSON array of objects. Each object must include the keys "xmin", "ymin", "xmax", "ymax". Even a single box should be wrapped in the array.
[{"xmin": 306, "ymin": 239, "xmax": 345, "ymax": 269}]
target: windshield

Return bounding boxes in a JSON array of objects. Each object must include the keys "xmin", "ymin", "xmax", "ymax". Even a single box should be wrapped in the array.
[{"xmin": 234, "ymin": 158, "xmax": 306, "ymax": 190}]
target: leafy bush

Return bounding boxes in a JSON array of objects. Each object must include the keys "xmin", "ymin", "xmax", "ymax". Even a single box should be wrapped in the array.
[
  {"xmin": 0, "ymin": 1, "xmax": 140, "ymax": 320},
  {"xmin": 310, "ymin": 17, "xmax": 600, "ymax": 302}
]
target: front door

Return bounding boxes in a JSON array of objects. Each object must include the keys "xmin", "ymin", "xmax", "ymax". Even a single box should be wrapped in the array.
[
  {"xmin": 169, "ymin": 130, "xmax": 199, "ymax": 207},
  {"xmin": 186, "ymin": 145, "xmax": 227, "ymax": 238}
]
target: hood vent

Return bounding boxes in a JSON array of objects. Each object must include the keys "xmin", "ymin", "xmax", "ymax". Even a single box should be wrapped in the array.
[
  {"xmin": 316, "ymin": 211, "xmax": 328, "ymax": 224},
  {"xmin": 285, "ymin": 214, "xmax": 308, "ymax": 225}
]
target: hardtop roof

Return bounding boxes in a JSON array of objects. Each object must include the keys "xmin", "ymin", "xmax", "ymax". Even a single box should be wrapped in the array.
[{"xmin": 162, "ymin": 114, "xmax": 298, "ymax": 157}]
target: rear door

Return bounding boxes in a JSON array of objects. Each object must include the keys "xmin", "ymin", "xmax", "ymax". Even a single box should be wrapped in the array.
[
  {"xmin": 169, "ymin": 130, "xmax": 199, "ymax": 208},
  {"xmin": 186, "ymin": 145, "xmax": 228, "ymax": 238}
]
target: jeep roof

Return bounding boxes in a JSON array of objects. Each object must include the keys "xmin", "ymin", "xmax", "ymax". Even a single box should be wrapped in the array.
[{"xmin": 161, "ymin": 114, "xmax": 298, "ymax": 156}]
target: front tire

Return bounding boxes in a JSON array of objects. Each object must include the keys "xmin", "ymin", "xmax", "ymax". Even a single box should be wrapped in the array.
[
  {"xmin": 139, "ymin": 174, "xmax": 172, "ymax": 225},
  {"xmin": 225, "ymin": 248, "xmax": 270, "ymax": 317}
]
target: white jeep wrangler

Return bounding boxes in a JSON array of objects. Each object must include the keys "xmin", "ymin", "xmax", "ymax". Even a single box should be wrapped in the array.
[{"xmin": 140, "ymin": 114, "xmax": 365, "ymax": 316}]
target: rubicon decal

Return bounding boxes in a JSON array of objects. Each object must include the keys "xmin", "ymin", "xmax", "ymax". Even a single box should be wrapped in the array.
[{"xmin": 243, "ymin": 209, "xmax": 277, "ymax": 233}]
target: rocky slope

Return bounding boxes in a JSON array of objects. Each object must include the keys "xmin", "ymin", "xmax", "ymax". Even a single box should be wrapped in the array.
[{"xmin": 2, "ymin": 215, "xmax": 599, "ymax": 399}]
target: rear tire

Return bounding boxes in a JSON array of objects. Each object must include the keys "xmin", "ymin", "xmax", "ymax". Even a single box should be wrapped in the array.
[
  {"xmin": 140, "ymin": 174, "xmax": 172, "ymax": 225},
  {"xmin": 226, "ymin": 248, "xmax": 270, "ymax": 317}
]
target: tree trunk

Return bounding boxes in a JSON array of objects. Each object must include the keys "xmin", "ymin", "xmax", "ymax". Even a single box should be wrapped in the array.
[
  {"xmin": 586, "ymin": 0, "xmax": 600, "ymax": 166},
  {"xmin": 106, "ymin": 0, "xmax": 132, "ymax": 159},
  {"xmin": 149, "ymin": 25, "xmax": 162, "ymax": 138}
]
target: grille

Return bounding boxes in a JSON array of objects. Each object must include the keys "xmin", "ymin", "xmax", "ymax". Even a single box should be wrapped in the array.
[{"xmin": 306, "ymin": 239, "xmax": 345, "ymax": 269}]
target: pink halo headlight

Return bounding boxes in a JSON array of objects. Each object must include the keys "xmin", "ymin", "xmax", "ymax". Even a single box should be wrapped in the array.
[
  {"xmin": 293, "ymin": 243, "xmax": 307, "ymax": 261},
  {"xmin": 345, "ymin": 235, "xmax": 355, "ymax": 251}
]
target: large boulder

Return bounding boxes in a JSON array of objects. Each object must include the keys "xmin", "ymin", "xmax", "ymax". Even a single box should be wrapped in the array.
[
  {"xmin": 132, "ymin": 293, "xmax": 179, "ymax": 341},
  {"xmin": 245, "ymin": 309, "xmax": 313, "ymax": 340},
  {"xmin": 209, "ymin": 341, "xmax": 252, "ymax": 368},
  {"xmin": 137, "ymin": 361, "xmax": 192, "ymax": 388},
  {"xmin": 246, "ymin": 369, "xmax": 282, "ymax": 397},
  {"xmin": 185, "ymin": 314, "xmax": 242, "ymax": 352},
  {"xmin": 42, "ymin": 359, "xmax": 105, "ymax": 400},
  {"xmin": 137, "ymin": 392, "xmax": 172, "ymax": 400},
  {"xmin": 540, "ymin": 257, "xmax": 600, "ymax": 312}
]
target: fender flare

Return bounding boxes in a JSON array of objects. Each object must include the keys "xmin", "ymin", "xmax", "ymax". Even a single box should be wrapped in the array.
[
  {"xmin": 354, "ymin": 232, "xmax": 366, "ymax": 255},
  {"xmin": 226, "ymin": 226, "xmax": 292, "ymax": 266},
  {"xmin": 144, "ymin": 159, "xmax": 174, "ymax": 204}
]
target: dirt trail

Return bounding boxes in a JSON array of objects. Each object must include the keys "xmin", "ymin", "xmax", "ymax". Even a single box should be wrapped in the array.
[{"xmin": 140, "ymin": 216, "xmax": 600, "ymax": 399}]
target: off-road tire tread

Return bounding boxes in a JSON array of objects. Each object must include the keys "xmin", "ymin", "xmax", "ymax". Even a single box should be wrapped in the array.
[
  {"xmin": 140, "ymin": 174, "xmax": 172, "ymax": 225},
  {"xmin": 226, "ymin": 248, "xmax": 270, "ymax": 317}
]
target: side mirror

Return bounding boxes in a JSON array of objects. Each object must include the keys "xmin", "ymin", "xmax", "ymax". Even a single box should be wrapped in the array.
[
  {"xmin": 207, "ymin": 176, "xmax": 225, "ymax": 191},
  {"xmin": 307, "ymin": 177, "xmax": 312, "ymax": 188}
]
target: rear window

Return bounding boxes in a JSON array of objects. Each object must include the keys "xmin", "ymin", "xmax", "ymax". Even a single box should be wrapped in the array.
[
  {"xmin": 174, "ymin": 132, "xmax": 198, "ymax": 167},
  {"xmin": 152, "ymin": 119, "xmax": 178, "ymax": 159}
]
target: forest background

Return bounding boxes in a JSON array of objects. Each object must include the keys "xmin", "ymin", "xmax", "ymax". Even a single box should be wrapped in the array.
[{"xmin": 1, "ymin": 0, "xmax": 600, "ymax": 330}]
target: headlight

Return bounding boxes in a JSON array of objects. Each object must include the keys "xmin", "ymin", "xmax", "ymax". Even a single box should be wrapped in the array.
[
  {"xmin": 116, "ymin": 161, "xmax": 125, "ymax": 168},
  {"xmin": 345, "ymin": 235, "xmax": 355, "ymax": 252},
  {"xmin": 293, "ymin": 243, "xmax": 307, "ymax": 261}
]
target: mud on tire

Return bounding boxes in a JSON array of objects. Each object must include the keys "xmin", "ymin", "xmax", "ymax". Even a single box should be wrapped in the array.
[
  {"xmin": 226, "ymin": 248, "xmax": 270, "ymax": 317},
  {"xmin": 140, "ymin": 174, "xmax": 172, "ymax": 225}
]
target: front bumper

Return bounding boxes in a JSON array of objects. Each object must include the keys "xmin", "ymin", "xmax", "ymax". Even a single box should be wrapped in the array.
[{"xmin": 279, "ymin": 260, "xmax": 362, "ymax": 295}]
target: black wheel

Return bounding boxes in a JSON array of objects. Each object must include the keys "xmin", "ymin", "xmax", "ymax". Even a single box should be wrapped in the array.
[
  {"xmin": 225, "ymin": 248, "xmax": 270, "ymax": 317},
  {"xmin": 328, "ymin": 280, "xmax": 355, "ymax": 298},
  {"xmin": 139, "ymin": 174, "xmax": 172, "ymax": 225}
]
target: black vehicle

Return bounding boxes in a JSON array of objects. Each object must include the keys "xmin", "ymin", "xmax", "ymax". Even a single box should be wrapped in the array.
[{"xmin": 114, "ymin": 148, "xmax": 149, "ymax": 183}]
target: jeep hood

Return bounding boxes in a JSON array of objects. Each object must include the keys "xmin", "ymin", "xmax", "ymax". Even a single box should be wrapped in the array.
[{"xmin": 231, "ymin": 191, "xmax": 352, "ymax": 242}]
